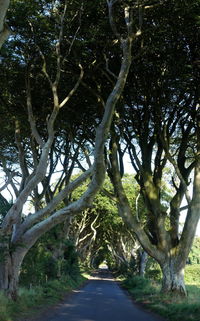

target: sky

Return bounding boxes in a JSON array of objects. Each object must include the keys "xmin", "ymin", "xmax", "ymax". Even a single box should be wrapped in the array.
[{"xmin": 1, "ymin": 153, "xmax": 200, "ymax": 237}]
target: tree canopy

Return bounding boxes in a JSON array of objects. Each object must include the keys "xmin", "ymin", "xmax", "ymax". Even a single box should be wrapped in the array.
[
  {"xmin": 0, "ymin": 0, "xmax": 200, "ymax": 299},
  {"xmin": 0, "ymin": 0, "xmax": 138, "ymax": 300}
]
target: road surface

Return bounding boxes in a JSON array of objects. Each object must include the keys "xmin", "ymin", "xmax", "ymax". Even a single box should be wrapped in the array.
[{"xmin": 30, "ymin": 268, "xmax": 165, "ymax": 321}]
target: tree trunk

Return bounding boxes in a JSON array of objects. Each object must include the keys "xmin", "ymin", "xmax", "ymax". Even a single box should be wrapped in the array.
[
  {"xmin": 161, "ymin": 260, "xmax": 187, "ymax": 296},
  {"xmin": 139, "ymin": 250, "xmax": 148, "ymax": 277},
  {"xmin": 0, "ymin": 0, "xmax": 10, "ymax": 49},
  {"xmin": 0, "ymin": 247, "xmax": 27, "ymax": 300}
]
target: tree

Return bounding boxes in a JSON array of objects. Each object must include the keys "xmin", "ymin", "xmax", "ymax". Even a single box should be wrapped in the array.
[
  {"xmin": 20, "ymin": 222, "xmax": 78, "ymax": 286},
  {"xmin": 21, "ymin": 174, "xmax": 140, "ymax": 283},
  {"xmin": 0, "ymin": 0, "xmax": 10, "ymax": 49},
  {"xmin": 0, "ymin": 0, "xmax": 137, "ymax": 300},
  {"xmin": 68, "ymin": 175, "xmax": 135, "ymax": 270},
  {"xmin": 107, "ymin": 0, "xmax": 200, "ymax": 296},
  {"xmin": 108, "ymin": 109, "xmax": 200, "ymax": 296}
]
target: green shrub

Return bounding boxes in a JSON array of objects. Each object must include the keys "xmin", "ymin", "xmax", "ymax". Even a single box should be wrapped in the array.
[
  {"xmin": 0, "ymin": 271, "xmax": 88, "ymax": 321},
  {"xmin": 19, "ymin": 287, "xmax": 44, "ymax": 306},
  {"xmin": 185, "ymin": 265, "xmax": 200, "ymax": 284},
  {"xmin": 0, "ymin": 292, "xmax": 12, "ymax": 321},
  {"xmin": 122, "ymin": 275, "xmax": 158, "ymax": 299},
  {"xmin": 122, "ymin": 272, "xmax": 200, "ymax": 321},
  {"xmin": 123, "ymin": 275, "xmax": 150, "ymax": 289},
  {"xmin": 145, "ymin": 257, "xmax": 162, "ymax": 281},
  {"xmin": 146, "ymin": 268, "xmax": 162, "ymax": 281}
]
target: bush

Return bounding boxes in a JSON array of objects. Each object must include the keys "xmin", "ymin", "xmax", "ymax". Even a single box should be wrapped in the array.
[
  {"xmin": 0, "ymin": 292, "xmax": 12, "ymax": 321},
  {"xmin": 123, "ymin": 275, "xmax": 150, "ymax": 289},
  {"xmin": 145, "ymin": 257, "xmax": 162, "ymax": 281},
  {"xmin": 0, "ymin": 272, "xmax": 88, "ymax": 321},
  {"xmin": 146, "ymin": 268, "xmax": 162, "ymax": 281},
  {"xmin": 122, "ymin": 272, "xmax": 200, "ymax": 321},
  {"xmin": 185, "ymin": 265, "xmax": 200, "ymax": 284},
  {"xmin": 122, "ymin": 275, "xmax": 158, "ymax": 299}
]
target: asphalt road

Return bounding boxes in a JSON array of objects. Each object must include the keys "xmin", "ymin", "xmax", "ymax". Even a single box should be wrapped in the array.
[{"xmin": 30, "ymin": 268, "xmax": 165, "ymax": 321}]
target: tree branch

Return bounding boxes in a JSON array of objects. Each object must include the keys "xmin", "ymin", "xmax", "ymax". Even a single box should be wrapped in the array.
[
  {"xmin": 0, "ymin": 0, "xmax": 10, "ymax": 49},
  {"xmin": 26, "ymin": 77, "xmax": 44, "ymax": 147},
  {"xmin": 59, "ymin": 64, "xmax": 84, "ymax": 108},
  {"xmin": 162, "ymin": 125, "xmax": 192, "ymax": 205}
]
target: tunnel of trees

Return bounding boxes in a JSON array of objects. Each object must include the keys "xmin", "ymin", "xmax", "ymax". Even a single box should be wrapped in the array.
[{"xmin": 0, "ymin": 0, "xmax": 200, "ymax": 300}]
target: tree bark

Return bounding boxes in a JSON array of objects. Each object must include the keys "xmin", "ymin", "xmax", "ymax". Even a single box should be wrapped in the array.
[
  {"xmin": 139, "ymin": 250, "xmax": 148, "ymax": 277},
  {"xmin": 107, "ymin": 131, "xmax": 197, "ymax": 297},
  {"xmin": 0, "ymin": 0, "xmax": 10, "ymax": 49},
  {"xmin": 0, "ymin": 246, "xmax": 27, "ymax": 300},
  {"xmin": 161, "ymin": 260, "xmax": 186, "ymax": 296}
]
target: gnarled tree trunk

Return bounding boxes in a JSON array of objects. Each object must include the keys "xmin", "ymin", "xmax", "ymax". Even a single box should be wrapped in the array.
[
  {"xmin": 161, "ymin": 259, "xmax": 186, "ymax": 296},
  {"xmin": 139, "ymin": 250, "xmax": 148, "ymax": 277},
  {"xmin": 0, "ymin": 246, "xmax": 27, "ymax": 300},
  {"xmin": 107, "ymin": 129, "xmax": 200, "ymax": 297}
]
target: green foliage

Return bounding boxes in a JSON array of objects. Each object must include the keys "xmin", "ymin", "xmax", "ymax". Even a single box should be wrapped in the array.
[
  {"xmin": 122, "ymin": 265, "xmax": 200, "ymax": 321},
  {"xmin": 20, "ymin": 242, "xmax": 55, "ymax": 285},
  {"xmin": 62, "ymin": 240, "xmax": 80, "ymax": 276},
  {"xmin": 123, "ymin": 276, "xmax": 158, "ymax": 298},
  {"xmin": 0, "ymin": 0, "xmax": 199, "ymax": 307},
  {"xmin": 188, "ymin": 238, "xmax": 200, "ymax": 265},
  {"xmin": 150, "ymin": 300, "xmax": 200, "ymax": 321},
  {"xmin": 92, "ymin": 247, "xmax": 107, "ymax": 268},
  {"xmin": 145, "ymin": 258, "xmax": 162, "ymax": 281},
  {"xmin": 123, "ymin": 275, "xmax": 150, "ymax": 290},
  {"xmin": 0, "ymin": 194, "xmax": 12, "ymax": 223},
  {"xmin": 70, "ymin": 175, "xmax": 136, "ymax": 269},
  {"xmin": 20, "ymin": 230, "xmax": 79, "ymax": 286},
  {"xmin": 43, "ymin": 279, "xmax": 67, "ymax": 300},
  {"xmin": 0, "ymin": 273, "xmax": 87, "ymax": 321},
  {"xmin": 0, "ymin": 292, "xmax": 12, "ymax": 321},
  {"xmin": 145, "ymin": 268, "xmax": 162, "ymax": 281},
  {"xmin": 185, "ymin": 265, "xmax": 200, "ymax": 284}
]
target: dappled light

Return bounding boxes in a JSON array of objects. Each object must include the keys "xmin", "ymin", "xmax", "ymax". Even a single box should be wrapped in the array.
[
  {"xmin": 0, "ymin": 0, "xmax": 200, "ymax": 320},
  {"xmin": 34, "ymin": 270, "xmax": 164, "ymax": 321}
]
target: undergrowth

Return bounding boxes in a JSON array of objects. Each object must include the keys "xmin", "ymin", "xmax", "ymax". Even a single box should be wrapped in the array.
[
  {"xmin": 121, "ymin": 265, "xmax": 200, "ymax": 321},
  {"xmin": 0, "ymin": 273, "xmax": 88, "ymax": 321}
]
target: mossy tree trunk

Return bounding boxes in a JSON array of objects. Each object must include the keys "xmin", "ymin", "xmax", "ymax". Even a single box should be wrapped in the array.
[
  {"xmin": 0, "ymin": 245, "xmax": 27, "ymax": 300},
  {"xmin": 161, "ymin": 260, "xmax": 186, "ymax": 296},
  {"xmin": 108, "ymin": 119, "xmax": 200, "ymax": 297}
]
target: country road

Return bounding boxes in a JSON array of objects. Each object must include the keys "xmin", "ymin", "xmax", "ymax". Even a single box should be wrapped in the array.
[{"xmin": 29, "ymin": 268, "xmax": 166, "ymax": 321}]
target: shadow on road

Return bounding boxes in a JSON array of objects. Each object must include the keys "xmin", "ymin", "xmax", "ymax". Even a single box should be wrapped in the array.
[
  {"xmin": 26, "ymin": 267, "xmax": 166, "ymax": 321},
  {"xmin": 89, "ymin": 267, "xmax": 115, "ymax": 281}
]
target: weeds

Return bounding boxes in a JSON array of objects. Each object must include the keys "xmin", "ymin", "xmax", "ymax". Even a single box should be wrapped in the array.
[
  {"xmin": 122, "ymin": 265, "xmax": 200, "ymax": 321},
  {"xmin": 0, "ymin": 273, "xmax": 87, "ymax": 321}
]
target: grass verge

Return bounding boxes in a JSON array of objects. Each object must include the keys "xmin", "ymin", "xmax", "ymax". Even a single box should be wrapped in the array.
[
  {"xmin": 0, "ymin": 272, "xmax": 88, "ymax": 321},
  {"xmin": 121, "ymin": 271, "xmax": 200, "ymax": 321}
]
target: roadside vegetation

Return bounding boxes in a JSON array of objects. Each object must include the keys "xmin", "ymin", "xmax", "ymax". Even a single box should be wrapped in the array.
[
  {"xmin": 0, "ymin": 224, "xmax": 91, "ymax": 321},
  {"xmin": 1, "ymin": 177, "xmax": 200, "ymax": 321},
  {"xmin": 0, "ymin": 1, "xmax": 200, "ymax": 321},
  {"xmin": 0, "ymin": 272, "xmax": 88, "ymax": 321},
  {"xmin": 121, "ymin": 264, "xmax": 200, "ymax": 321},
  {"xmin": 0, "ymin": 0, "xmax": 200, "ymax": 303}
]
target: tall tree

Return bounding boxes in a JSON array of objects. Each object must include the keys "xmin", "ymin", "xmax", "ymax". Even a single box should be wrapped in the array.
[
  {"xmin": 107, "ymin": 0, "xmax": 200, "ymax": 296},
  {"xmin": 0, "ymin": 0, "xmax": 137, "ymax": 299}
]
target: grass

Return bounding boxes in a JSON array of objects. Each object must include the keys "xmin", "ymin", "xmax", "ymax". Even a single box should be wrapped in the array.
[
  {"xmin": 1, "ymin": 265, "xmax": 199, "ymax": 321},
  {"xmin": 121, "ymin": 265, "xmax": 200, "ymax": 321},
  {"xmin": 0, "ymin": 272, "xmax": 88, "ymax": 321}
]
